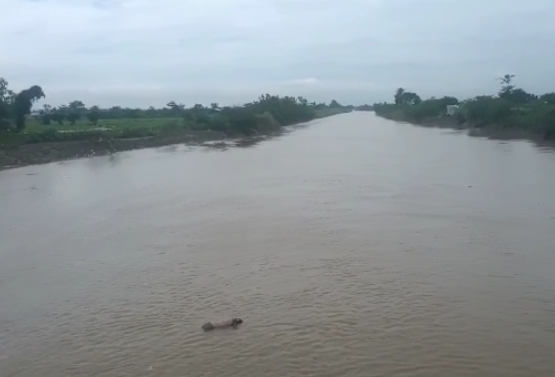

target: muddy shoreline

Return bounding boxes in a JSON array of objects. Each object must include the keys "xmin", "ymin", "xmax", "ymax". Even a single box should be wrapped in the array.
[
  {"xmin": 376, "ymin": 113, "xmax": 555, "ymax": 148},
  {"xmin": 0, "ymin": 130, "xmax": 230, "ymax": 171},
  {"xmin": 1, "ymin": 110, "xmax": 354, "ymax": 171},
  {"xmin": 0, "ymin": 113, "xmax": 348, "ymax": 171}
]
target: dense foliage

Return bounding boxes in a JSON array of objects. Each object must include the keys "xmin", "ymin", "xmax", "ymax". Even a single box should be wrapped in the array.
[
  {"xmin": 1, "ymin": 78, "xmax": 353, "ymax": 145},
  {"xmin": 1, "ymin": 78, "xmax": 45, "ymax": 132},
  {"xmin": 374, "ymin": 75, "xmax": 555, "ymax": 140}
]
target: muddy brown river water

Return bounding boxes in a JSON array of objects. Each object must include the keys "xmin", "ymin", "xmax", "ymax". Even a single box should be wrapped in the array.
[{"xmin": 1, "ymin": 112, "xmax": 555, "ymax": 377}]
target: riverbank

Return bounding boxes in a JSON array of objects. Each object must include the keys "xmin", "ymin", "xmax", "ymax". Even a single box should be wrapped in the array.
[
  {"xmin": 0, "ymin": 130, "xmax": 230, "ymax": 170},
  {"xmin": 0, "ymin": 110, "xmax": 350, "ymax": 170},
  {"xmin": 373, "ymin": 78, "xmax": 555, "ymax": 145},
  {"xmin": 1, "ymin": 78, "xmax": 355, "ymax": 170},
  {"xmin": 375, "ymin": 111, "xmax": 555, "ymax": 146}
]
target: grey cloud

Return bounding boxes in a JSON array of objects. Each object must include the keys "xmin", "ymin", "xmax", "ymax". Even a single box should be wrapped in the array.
[{"xmin": 1, "ymin": 0, "xmax": 554, "ymax": 107}]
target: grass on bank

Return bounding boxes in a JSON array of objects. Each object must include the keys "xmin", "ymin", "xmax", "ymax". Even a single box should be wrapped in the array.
[
  {"xmin": 373, "ymin": 76, "xmax": 555, "ymax": 141},
  {"xmin": 24, "ymin": 117, "xmax": 184, "ymax": 133},
  {"xmin": 0, "ymin": 118, "xmax": 186, "ymax": 148},
  {"xmin": 374, "ymin": 100, "xmax": 555, "ymax": 140},
  {"xmin": 1, "ymin": 77, "xmax": 354, "ymax": 149},
  {"xmin": 1, "ymin": 108, "xmax": 350, "ymax": 148}
]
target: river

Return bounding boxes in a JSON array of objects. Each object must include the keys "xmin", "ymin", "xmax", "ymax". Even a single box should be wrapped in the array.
[{"xmin": 1, "ymin": 111, "xmax": 554, "ymax": 377}]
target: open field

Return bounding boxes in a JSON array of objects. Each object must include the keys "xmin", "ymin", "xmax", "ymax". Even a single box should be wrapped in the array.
[
  {"xmin": 1, "ymin": 118, "xmax": 197, "ymax": 148},
  {"xmin": 24, "ymin": 117, "xmax": 185, "ymax": 134}
]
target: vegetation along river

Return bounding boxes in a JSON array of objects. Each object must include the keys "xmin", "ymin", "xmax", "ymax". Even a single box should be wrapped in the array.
[{"xmin": 1, "ymin": 112, "xmax": 554, "ymax": 377}]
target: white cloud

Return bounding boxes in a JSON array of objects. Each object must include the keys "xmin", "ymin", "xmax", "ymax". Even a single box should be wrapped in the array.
[{"xmin": 2, "ymin": 0, "xmax": 555, "ymax": 107}]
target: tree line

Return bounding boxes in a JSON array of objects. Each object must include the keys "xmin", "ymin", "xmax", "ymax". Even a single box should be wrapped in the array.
[
  {"xmin": 34, "ymin": 98, "xmax": 332, "ymax": 128},
  {"xmin": 1, "ymin": 77, "xmax": 368, "ymax": 138},
  {"xmin": 373, "ymin": 75, "xmax": 555, "ymax": 140}
]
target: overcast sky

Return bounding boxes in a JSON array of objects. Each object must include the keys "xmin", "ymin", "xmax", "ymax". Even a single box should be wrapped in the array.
[{"xmin": 2, "ymin": 0, "xmax": 555, "ymax": 108}]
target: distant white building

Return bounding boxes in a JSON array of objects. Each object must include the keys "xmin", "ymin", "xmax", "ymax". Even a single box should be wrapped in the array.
[{"xmin": 446, "ymin": 105, "xmax": 459, "ymax": 116}]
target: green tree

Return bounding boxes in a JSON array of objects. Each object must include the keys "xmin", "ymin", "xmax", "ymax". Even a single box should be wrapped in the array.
[
  {"xmin": 540, "ymin": 93, "xmax": 555, "ymax": 104},
  {"xmin": 67, "ymin": 112, "xmax": 80, "ymax": 125},
  {"xmin": 39, "ymin": 104, "xmax": 53, "ymax": 125},
  {"xmin": 394, "ymin": 88, "xmax": 405, "ymax": 105},
  {"xmin": 496, "ymin": 75, "xmax": 538, "ymax": 104},
  {"xmin": 146, "ymin": 106, "xmax": 157, "ymax": 117},
  {"xmin": 50, "ymin": 106, "xmax": 67, "ymax": 125},
  {"xmin": 166, "ymin": 101, "xmax": 185, "ymax": 116},
  {"xmin": 297, "ymin": 96, "xmax": 308, "ymax": 106},
  {"xmin": 13, "ymin": 85, "xmax": 45, "ymax": 132},
  {"xmin": 67, "ymin": 100, "xmax": 86, "ymax": 125},
  {"xmin": 437, "ymin": 96, "xmax": 459, "ymax": 106},
  {"xmin": 404, "ymin": 92, "xmax": 422, "ymax": 105},
  {"xmin": 0, "ymin": 78, "xmax": 16, "ymax": 130},
  {"xmin": 87, "ymin": 106, "xmax": 100, "ymax": 125},
  {"xmin": 394, "ymin": 88, "xmax": 422, "ymax": 106},
  {"xmin": 498, "ymin": 74, "xmax": 516, "ymax": 100},
  {"xmin": 107, "ymin": 106, "xmax": 123, "ymax": 119},
  {"xmin": 509, "ymin": 88, "xmax": 537, "ymax": 104}
]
